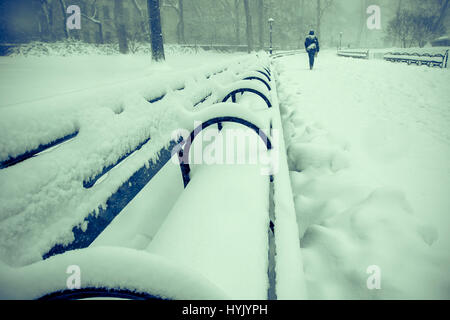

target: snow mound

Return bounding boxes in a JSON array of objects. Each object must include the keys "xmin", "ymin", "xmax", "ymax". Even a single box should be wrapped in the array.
[
  {"xmin": 275, "ymin": 52, "xmax": 450, "ymax": 299},
  {"xmin": 5, "ymin": 41, "xmax": 206, "ymax": 57},
  {"xmin": 0, "ymin": 52, "xmax": 264, "ymax": 267}
]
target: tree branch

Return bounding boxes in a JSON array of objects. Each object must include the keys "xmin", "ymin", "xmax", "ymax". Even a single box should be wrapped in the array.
[
  {"xmin": 132, "ymin": 0, "xmax": 145, "ymax": 18},
  {"xmin": 81, "ymin": 12, "xmax": 101, "ymax": 25},
  {"xmin": 162, "ymin": 0, "xmax": 179, "ymax": 13},
  {"xmin": 319, "ymin": 0, "xmax": 333, "ymax": 17}
]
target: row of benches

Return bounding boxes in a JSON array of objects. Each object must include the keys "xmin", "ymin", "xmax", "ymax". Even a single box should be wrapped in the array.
[
  {"xmin": 1, "ymin": 56, "xmax": 279, "ymax": 300},
  {"xmin": 337, "ymin": 49, "xmax": 449, "ymax": 68},
  {"xmin": 43, "ymin": 61, "xmax": 274, "ymax": 259},
  {"xmin": 384, "ymin": 51, "xmax": 449, "ymax": 68}
]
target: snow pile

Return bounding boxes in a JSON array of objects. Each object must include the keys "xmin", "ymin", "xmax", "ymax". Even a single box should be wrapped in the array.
[
  {"xmin": 0, "ymin": 52, "xmax": 266, "ymax": 267},
  {"xmin": 4, "ymin": 40, "xmax": 206, "ymax": 57},
  {"xmin": 348, "ymin": 46, "xmax": 450, "ymax": 55},
  {"xmin": 275, "ymin": 51, "xmax": 450, "ymax": 299},
  {"xmin": 147, "ymin": 164, "xmax": 270, "ymax": 299},
  {"xmin": 269, "ymin": 76, "xmax": 308, "ymax": 299},
  {"xmin": 378, "ymin": 46, "xmax": 450, "ymax": 55},
  {"xmin": 0, "ymin": 246, "xmax": 228, "ymax": 299},
  {"xmin": 6, "ymin": 41, "xmax": 119, "ymax": 57},
  {"xmin": 0, "ymin": 53, "xmax": 248, "ymax": 161}
]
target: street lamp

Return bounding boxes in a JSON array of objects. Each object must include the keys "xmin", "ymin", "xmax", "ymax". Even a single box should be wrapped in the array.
[
  {"xmin": 268, "ymin": 18, "xmax": 274, "ymax": 54},
  {"xmin": 339, "ymin": 32, "xmax": 343, "ymax": 51}
]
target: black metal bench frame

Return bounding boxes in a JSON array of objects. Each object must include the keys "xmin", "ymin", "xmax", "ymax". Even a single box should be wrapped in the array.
[
  {"xmin": 177, "ymin": 116, "xmax": 273, "ymax": 188},
  {"xmin": 384, "ymin": 50, "xmax": 449, "ymax": 68}
]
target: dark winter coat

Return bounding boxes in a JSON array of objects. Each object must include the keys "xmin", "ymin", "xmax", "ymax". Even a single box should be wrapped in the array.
[{"xmin": 305, "ymin": 35, "xmax": 320, "ymax": 53}]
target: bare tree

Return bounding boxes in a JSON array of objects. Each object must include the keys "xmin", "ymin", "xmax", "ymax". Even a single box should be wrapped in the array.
[
  {"xmin": 132, "ymin": 0, "xmax": 148, "ymax": 40},
  {"xmin": 243, "ymin": 0, "xmax": 253, "ymax": 53},
  {"xmin": 316, "ymin": 0, "xmax": 321, "ymax": 38},
  {"xmin": 316, "ymin": 0, "xmax": 333, "ymax": 39},
  {"xmin": 396, "ymin": 0, "xmax": 402, "ymax": 17},
  {"xmin": 58, "ymin": 0, "xmax": 69, "ymax": 39},
  {"xmin": 178, "ymin": 0, "xmax": 185, "ymax": 43},
  {"xmin": 432, "ymin": 0, "xmax": 449, "ymax": 34},
  {"xmin": 218, "ymin": 0, "xmax": 241, "ymax": 45},
  {"xmin": 356, "ymin": 0, "xmax": 367, "ymax": 47},
  {"xmin": 162, "ymin": 0, "xmax": 185, "ymax": 43},
  {"xmin": 39, "ymin": 0, "xmax": 55, "ymax": 41},
  {"xmin": 147, "ymin": 0, "xmax": 165, "ymax": 61},
  {"xmin": 257, "ymin": 0, "xmax": 264, "ymax": 50},
  {"xmin": 235, "ymin": 0, "xmax": 241, "ymax": 44},
  {"xmin": 387, "ymin": 10, "xmax": 414, "ymax": 48},
  {"xmin": 297, "ymin": 0, "xmax": 305, "ymax": 48},
  {"xmin": 393, "ymin": 0, "xmax": 403, "ymax": 46},
  {"xmin": 114, "ymin": 0, "xmax": 129, "ymax": 53},
  {"xmin": 386, "ymin": 1, "xmax": 447, "ymax": 48},
  {"xmin": 81, "ymin": 0, "xmax": 104, "ymax": 44}
]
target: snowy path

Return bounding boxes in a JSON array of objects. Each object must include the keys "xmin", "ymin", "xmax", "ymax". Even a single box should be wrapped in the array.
[{"xmin": 276, "ymin": 51, "xmax": 450, "ymax": 299}]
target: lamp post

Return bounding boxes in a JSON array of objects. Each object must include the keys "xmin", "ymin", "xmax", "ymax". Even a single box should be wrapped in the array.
[
  {"xmin": 268, "ymin": 18, "xmax": 274, "ymax": 54},
  {"xmin": 339, "ymin": 32, "xmax": 343, "ymax": 51}
]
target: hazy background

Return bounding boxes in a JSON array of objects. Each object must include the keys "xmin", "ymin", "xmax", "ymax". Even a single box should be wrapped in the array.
[{"xmin": 0, "ymin": 0, "xmax": 449, "ymax": 51}]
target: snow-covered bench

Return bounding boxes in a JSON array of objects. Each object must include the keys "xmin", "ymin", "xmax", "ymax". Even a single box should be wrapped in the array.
[
  {"xmin": 383, "ymin": 50, "xmax": 449, "ymax": 68},
  {"xmin": 2, "ymin": 59, "xmax": 284, "ymax": 300},
  {"xmin": 43, "ymin": 60, "xmax": 276, "ymax": 259},
  {"xmin": 1, "ymin": 53, "xmax": 308, "ymax": 299},
  {"xmin": 337, "ymin": 49, "xmax": 370, "ymax": 59}
]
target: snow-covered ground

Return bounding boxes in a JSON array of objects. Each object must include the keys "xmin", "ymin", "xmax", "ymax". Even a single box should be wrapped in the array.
[
  {"xmin": 275, "ymin": 50, "xmax": 450, "ymax": 299},
  {"xmin": 0, "ymin": 51, "xmax": 257, "ymax": 267},
  {"xmin": 0, "ymin": 46, "xmax": 449, "ymax": 299}
]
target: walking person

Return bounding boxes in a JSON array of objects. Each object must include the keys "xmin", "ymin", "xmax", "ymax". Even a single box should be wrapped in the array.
[{"xmin": 305, "ymin": 30, "xmax": 320, "ymax": 70}]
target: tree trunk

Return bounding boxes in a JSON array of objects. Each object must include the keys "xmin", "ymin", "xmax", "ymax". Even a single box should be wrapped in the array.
[
  {"xmin": 396, "ymin": 0, "xmax": 402, "ymax": 15},
  {"xmin": 114, "ymin": 0, "xmax": 129, "ymax": 53},
  {"xmin": 356, "ymin": 0, "xmax": 365, "ymax": 47},
  {"xmin": 179, "ymin": 0, "xmax": 185, "ymax": 43},
  {"xmin": 81, "ymin": 4, "xmax": 104, "ymax": 44},
  {"xmin": 40, "ymin": 0, "xmax": 55, "ymax": 41},
  {"xmin": 395, "ymin": 0, "xmax": 402, "ymax": 47},
  {"xmin": 243, "ymin": 0, "xmax": 253, "ymax": 53},
  {"xmin": 316, "ymin": 0, "xmax": 321, "ymax": 39},
  {"xmin": 97, "ymin": 22, "xmax": 103, "ymax": 44},
  {"xmin": 433, "ymin": 0, "xmax": 449, "ymax": 34},
  {"xmin": 298, "ymin": 0, "xmax": 305, "ymax": 48},
  {"xmin": 257, "ymin": 0, "xmax": 264, "ymax": 50},
  {"xmin": 132, "ymin": 0, "xmax": 148, "ymax": 40},
  {"xmin": 147, "ymin": 0, "xmax": 165, "ymax": 61},
  {"xmin": 58, "ymin": 0, "xmax": 69, "ymax": 39},
  {"xmin": 235, "ymin": 0, "xmax": 241, "ymax": 45}
]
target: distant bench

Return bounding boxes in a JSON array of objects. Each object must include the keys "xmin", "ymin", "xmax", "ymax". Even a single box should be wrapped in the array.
[
  {"xmin": 337, "ymin": 49, "xmax": 370, "ymax": 59},
  {"xmin": 383, "ymin": 50, "xmax": 449, "ymax": 68}
]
